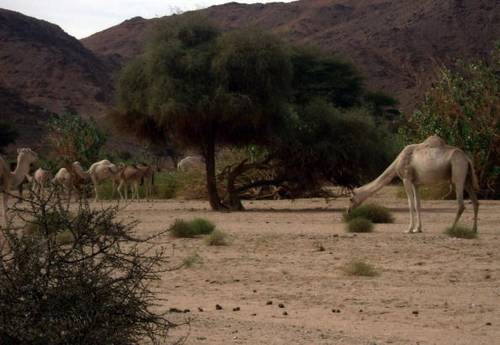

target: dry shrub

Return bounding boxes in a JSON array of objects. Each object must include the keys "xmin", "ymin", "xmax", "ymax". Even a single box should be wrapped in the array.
[
  {"xmin": 343, "ymin": 259, "xmax": 379, "ymax": 277},
  {"xmin": 205, "ymin": 230, "xmax": 229, "ymax": 246}
]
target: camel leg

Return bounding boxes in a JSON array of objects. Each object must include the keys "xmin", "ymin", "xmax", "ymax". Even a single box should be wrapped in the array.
[
  {"xmin": 451, "ymin": 182, "xmax": 465, "ymax": 230},
  {"xmin": 117, "ymin": 180, "xmax": 125, "ymax": 201},
  {"xmin": 93, "ymin": 182, "xmax": 99, "ymax": 202},
  {"xmin": 2, "ymin": 193, "xmax": 8, "ymax": 227},
  {"xmin": 412, "ymin": 184, "xmax": 422, "ymax": 233},
  {"xmin": 465, "ymin": 184, "xmax": 479, "ymax": 232},
  {"xmin": 403, "ymin": 179, "xmax": 416, "ymax": 233}
]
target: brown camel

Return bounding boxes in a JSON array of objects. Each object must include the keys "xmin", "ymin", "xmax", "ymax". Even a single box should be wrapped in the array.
[
  {"xmin": 348, "ymin": 135, "xmax": 479, "ymax": 233},
  {"xmin": 117, "ymin": 165, "xmax": 147, "ymax": 201}
]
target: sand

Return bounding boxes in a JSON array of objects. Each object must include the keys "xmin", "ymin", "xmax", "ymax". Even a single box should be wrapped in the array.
[{"xmin": 111, "ymin": 186, "xmax": 499, "ymax": 345}]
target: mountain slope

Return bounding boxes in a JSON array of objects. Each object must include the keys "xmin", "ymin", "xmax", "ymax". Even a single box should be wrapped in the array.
[
  {"xmin": 0, "ymin": 8, "xmax": 112, "ymax": 117},
  {"xmin": 82, "ymin": 0, "xmax": 500, "ymax": 113}
]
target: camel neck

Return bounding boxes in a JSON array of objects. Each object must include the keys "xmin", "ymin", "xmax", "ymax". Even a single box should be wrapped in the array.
[
  {"xmin": 12, "ymin": 158, "xmax": 30, "ymax": 187},
  {"xmin": 357, "ymin": 160, "xmax": 398, "ymax": 202}
]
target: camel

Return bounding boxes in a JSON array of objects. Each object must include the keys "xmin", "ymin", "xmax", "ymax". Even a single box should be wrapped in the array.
[
  {"xmin": 53, "ymin": 161, "xmax": 93, "ymax": 202},
  {"xmin": 136, "ymin": 163, "xmax": 154, "ymax": 199},
  {"xmin": 28, "ymin": 168, "xmax": 53, "ymax": 196},
  {"xmin": 88, "ymin": 160, "xmax": 121, "ymax": 201},
  {"xmin": 348, "ymin": 135, "xmax": 479, "ymax": 233},
  {"xmin": 177, "ymin": 156, "xmax": 205, "ymax": 172},
  {"xmin": 0, "ymin": 148, "xmax": 38, "ymax": 226},
  {"xmin": 116, "ymin": 164, "xmax": 154, "ymax": 201}
]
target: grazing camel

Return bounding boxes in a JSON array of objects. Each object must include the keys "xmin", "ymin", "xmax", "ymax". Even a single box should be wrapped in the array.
[
  {"xmin": 348, "ymin": 135, "xmax": 479, "ymax": 233},
  {"xmin": 29, "ymin": 168, "xmax": 53, "ymax": 196},
  {"xmin": 0, "ymin": 148, "xmax": 38, "ymax": 226},
  {"xmin": 88, "ymin": 160, "xmax": 121, "ymax": 201},
  {"xmin": 136, "ymin": 163, "xmax": 154, "ymax": 199},
  {"xmin": 118, "ymin": 165, "xmax": 152, "ymax": 200},
  {"xmin": 52, "ymin": 167, "xmax": 75, "ymax": 205},
  {"xmin": 177, "ymin": 156, "xmax": 205, "ymax": 172}
]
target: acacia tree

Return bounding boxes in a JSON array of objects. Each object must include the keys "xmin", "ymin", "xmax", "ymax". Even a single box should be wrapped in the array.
[{"xmin": 116, "ymin": 16, "xmax": 292, "ymax": 210}]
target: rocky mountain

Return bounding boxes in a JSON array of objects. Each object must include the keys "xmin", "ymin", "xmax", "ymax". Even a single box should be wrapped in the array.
[
  {"xmin": 0, "ymin": 8, "xmax": 112, "ymax": 119},
  {"xmin": 82, "ymin": 0, "xmax": 499, "ymax": 114},
  {"xmin": 1, "ymin": 1, "xmax": 498, "ymax": 148}
]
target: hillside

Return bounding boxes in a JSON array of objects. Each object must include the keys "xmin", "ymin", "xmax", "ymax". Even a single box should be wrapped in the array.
[
  {"xmin": 0, "ymin": 8, "xmax": 112, "ymax": 119},
  {"xmin": 82, "ymin": 0, "xmax": 500, "ymax": 114}
]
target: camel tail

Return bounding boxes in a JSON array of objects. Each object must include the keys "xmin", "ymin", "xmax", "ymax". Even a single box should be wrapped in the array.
[{"xmin": 467, "ymin": 158, "xmax": 480, "ymax": 191}]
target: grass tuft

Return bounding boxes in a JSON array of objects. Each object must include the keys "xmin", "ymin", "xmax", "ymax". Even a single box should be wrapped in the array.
[
  {"xmin": 190, "ymin": 218, "xmax": 216, "ymax": 235},
  {"xmin": 343, "ymin": 203, "xmax": 394, "ymax": 223},
  {"xmin": 182, "ymin": 253, "xmax": 201, "ymax": 268},
  {"xmin": 445, "ymin": 225, "xmax": 477, "ymax": 239},
  {"xmin": 168, "ymin": 218, "xmax": 216, "ymax": 238},
  {"xmin": 343, "ymin": 259, "xmax": 379, "ymax": 277},
  {"xmin": 205, "ymin": 230, "xmax": 229, "ymax": 246},
  {"xmin": 346, "ymin": 218, "xmax": 374, "ymax": 233}
]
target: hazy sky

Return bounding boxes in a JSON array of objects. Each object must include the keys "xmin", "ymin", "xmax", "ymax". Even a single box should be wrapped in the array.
[{"xmin": 0, "ymin": 0, "xmax": 294, "ymax": 39}]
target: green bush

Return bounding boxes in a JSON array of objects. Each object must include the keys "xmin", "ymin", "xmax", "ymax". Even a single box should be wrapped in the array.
[
  {"xmin": 343, "ymin": 259, "xmax": 379, "ymax": 277},
  {"xmin": 205, "ymin": 230, "xmax": 228, "ymax": 246},
  {"xmin": 343, "ymin": 203, "xmax": 394, "ymax": 223},
  {"xmin": 445, "ymin": 226, "xmax": 477, "ymax": 239},
  {"xmin": 169, "ymin": 218, "xmax": 216, "ymax": 238},
  {"xmin": 346, "ymin": 218, "xmax": 374, "ymax": 233}
]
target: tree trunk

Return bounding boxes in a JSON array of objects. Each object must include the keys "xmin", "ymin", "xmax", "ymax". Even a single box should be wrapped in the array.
[
  {"xmin": 225, "ymin": 162, "xmax": 245, "ymax": 211},
  {"xmin": 204, "ymin": 138, "xmax": 224, "ymax": 211}
]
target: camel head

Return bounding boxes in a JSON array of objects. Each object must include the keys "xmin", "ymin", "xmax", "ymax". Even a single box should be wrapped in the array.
[
  {"xmin": 17, "ymin": 148, "xmax": 38, "ymax": 165},
  {"xmin": 347, "ymin": 188, "xmax": 364, "ymax": 214}
]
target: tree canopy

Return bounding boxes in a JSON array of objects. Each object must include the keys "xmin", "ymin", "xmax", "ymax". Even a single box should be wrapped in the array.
[{"xmin": 113, "ymin": 14, "xmax": 398, "ymax": 210}]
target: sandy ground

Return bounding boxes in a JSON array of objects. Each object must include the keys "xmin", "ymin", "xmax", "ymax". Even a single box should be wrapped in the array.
[{"xmin": 110, "ymin": 186, "xmax": 499, "ymax": 345}]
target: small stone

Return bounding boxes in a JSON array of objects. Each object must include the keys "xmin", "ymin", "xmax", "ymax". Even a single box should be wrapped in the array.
[
  {"xmin": 486, "ymin": 322, "xmax": 492, "ymax": 326},
  {"xmin": 183, "ymin": 309, "xmax": 190, "ymax": 313},
  {"xmin": 278, "ymin": 303, "xmax": 285, "ymax": 308},
  {"xmin": 233, "ymin": 307, "xmax": 240, "ymax": 312},
  {"xmin": 253, "ymin": 289, "xmax": 257, "ymax": 293},
  {"xmin": 266, "ymin": 301, "xmax": 273, "ymax": 305},
  {"xmin": 198, "ymin": 307, "xmax": 204, "ymax": 312},
  {"xmin": 485, "ymin": 274, "xmax": 491, "ymax": 279},
  {"xmin": 251, "ymin": 313, "xmax": 257, "ymax": 316},
  {"xmin": 169, "ymin": 307, "xmax": 183, "ymax": 313},
  {"xmin": 359, "ymin": 309, "xmax": 363, "ymax": 313},
  {"xmin": 412, "ymin": 310, "xmax": 419, "ymax": 315},
  {"xmin": 283, "ymin": 311, "xmax": 288, "ymax": 316},
  {"xmin": 216, "ymin": 304, "xmax": 223, "ymax": 310}
]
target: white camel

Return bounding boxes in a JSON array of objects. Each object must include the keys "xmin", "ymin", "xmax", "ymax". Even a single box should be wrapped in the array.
[
  {"xmin": 88, "ymin": 160, "xmax": 121, "ymax": 201},
  {"xmin": 29, "ymin": 168, "xmax": 53, "ymax": 196},
  {"xmin": 177, "ymin": 156, "xmax": 205, "ymax": 172},
  {"xmin": 0, "ymin": 148, "xmax": 38, "ymax": 226},
  {"xmin": 348, "ymin": 135, "xmax": 479, "ymax": 233},
  {"xmin": 52, "ymin": 167, "xmax": 75, "ymax": 206}
]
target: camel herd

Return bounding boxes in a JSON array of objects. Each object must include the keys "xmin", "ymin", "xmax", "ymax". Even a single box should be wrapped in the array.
[
  {"xmin": 0, "ymin": 136, "xmax": 481, "ymax": 232},
  {"xmin": 0, "ymin": 151, "xmax": 156, "ymax": 225}
]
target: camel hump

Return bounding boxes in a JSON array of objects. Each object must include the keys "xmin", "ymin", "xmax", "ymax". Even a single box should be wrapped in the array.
[{"xmin": 422, "ymin": 135, "xmax": 446, "ymax": 147}]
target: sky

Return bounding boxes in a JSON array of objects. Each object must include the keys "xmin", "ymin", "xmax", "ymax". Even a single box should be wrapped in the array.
[{"xmin": 0, "ymin": 0, "xmax": 294, "ymax": 39}]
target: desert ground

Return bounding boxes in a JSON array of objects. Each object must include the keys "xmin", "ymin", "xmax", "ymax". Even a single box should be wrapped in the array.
[{"xmin": 111, "ymin": 186, "xmax": 499, "ymax": 345}]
